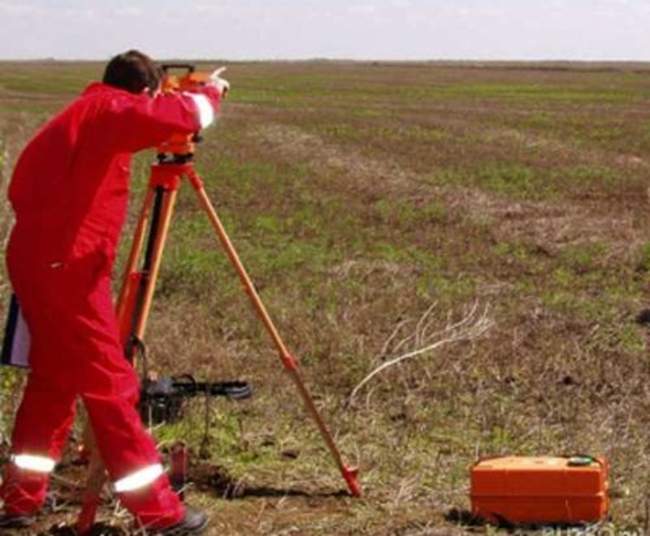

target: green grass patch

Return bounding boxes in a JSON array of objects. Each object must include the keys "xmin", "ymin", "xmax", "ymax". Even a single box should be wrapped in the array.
[
  {"xmin": 394, "ymin": 82, "xmax": 640, "ymax": 105},
  {"xmin": 430, "ymin": 163, "xmax": 556, "ymax": 200},
  {"xmin": 475, "ymin": 162, "xmax": 541, "ymax": 198},
  {"xmin": 373, "ymin": 199, "xmax": 448, "ymax": 227},
  {"xmin": 416, "ymin": 271, "xmax": 476, "ymax": 303},
  {"xmin": 560, "ymin": 164, "xmax": 619, "ymax": 189},
  {"xmin": 636, "ymin": 242, "xmax": 650, "ymax": 272},
  {"xmin": 0, "ymin": 64, "xmax": 100, "ymax": 95},
  {"xmin": 557, "ymin": 242, "xmax": 608, "ymax": 273}
]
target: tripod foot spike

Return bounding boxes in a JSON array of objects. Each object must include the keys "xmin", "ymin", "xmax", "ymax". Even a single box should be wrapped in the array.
[{"xmin": 342, "ymin": 465, "xmax": 362, "ymax": 497}]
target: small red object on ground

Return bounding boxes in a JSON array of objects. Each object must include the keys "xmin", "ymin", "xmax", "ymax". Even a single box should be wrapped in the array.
[
  {"xmin": 170, "ymin": 442, "xmax": 188, "ymax": 501},
  {"xmin": 471, "ymin": 456, "xmax": 609, "ymax": 525}
]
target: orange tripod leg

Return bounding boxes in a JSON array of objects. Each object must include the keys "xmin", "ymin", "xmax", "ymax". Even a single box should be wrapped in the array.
[
  {"xmin": 126, "ymin": 182, "xmax": 178, "ymax": 357},
  {"xmin": 76, "ymin": 424, "xmax": 105, "ymax": 535},
  {"xmin": 186, "ymin": 168, "xmax": 361, "ymax": 497},
  {"xmin": 116, "ymin": 187, "xmax": 155, "ymax": 321}
]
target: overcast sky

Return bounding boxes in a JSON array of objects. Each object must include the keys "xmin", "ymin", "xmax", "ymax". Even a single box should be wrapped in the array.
[{"xmin": 0, "ymin": 0, "xmax": 649, "ymax": 61}]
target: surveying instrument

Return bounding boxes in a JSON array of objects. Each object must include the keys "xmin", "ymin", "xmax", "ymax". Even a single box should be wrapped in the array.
[{"xmin": 76, "ymin": 64, "xmax": 361, "ymax": 533}]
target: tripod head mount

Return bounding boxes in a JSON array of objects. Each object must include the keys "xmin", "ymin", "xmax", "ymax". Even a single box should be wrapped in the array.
[{"xmin": 157, "ymin": 64, "xmax": 211, "ymax": 164}]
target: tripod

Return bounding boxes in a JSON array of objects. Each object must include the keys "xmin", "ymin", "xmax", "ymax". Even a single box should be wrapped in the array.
[{"xmin": 77, "ymin": 151, "xmax": 361, "ymax": 533}]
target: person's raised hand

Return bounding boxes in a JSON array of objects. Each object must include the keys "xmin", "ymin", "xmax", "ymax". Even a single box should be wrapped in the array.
[{"xmin": 210, "ymin": 67, "xmax": 230, "ymax": 98}]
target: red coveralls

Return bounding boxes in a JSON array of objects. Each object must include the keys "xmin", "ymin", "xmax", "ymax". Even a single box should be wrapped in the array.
[{"xmin": 1, "ymin": 82, "xmax": 220, "ymax": 528}]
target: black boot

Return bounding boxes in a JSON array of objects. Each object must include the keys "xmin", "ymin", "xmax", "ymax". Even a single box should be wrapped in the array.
[
  {"xmin": 156, "ymin": 506, "xmax": 208, "ymax": 535},
  {"xmin": 0, "ymin": 512, "xmax": 36, "ymax": 529}
]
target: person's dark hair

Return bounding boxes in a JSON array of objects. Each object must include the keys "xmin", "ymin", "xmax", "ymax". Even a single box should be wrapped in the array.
[{"xmin": 102, "ymin": 50, "xmax": 161, "ymax": 94}]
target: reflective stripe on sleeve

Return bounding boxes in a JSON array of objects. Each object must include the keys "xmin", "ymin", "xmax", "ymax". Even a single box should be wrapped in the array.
[
  {"xmin": 113, "ymin": 463, "xmax": 164, "ymax": 493},
  {"xmin": 187, "ymin": 93, "xmax": 215, "ymax": 129},
  {"xmin": 12, "ymin": 454, "xmax": 56, "ymax": 473}
]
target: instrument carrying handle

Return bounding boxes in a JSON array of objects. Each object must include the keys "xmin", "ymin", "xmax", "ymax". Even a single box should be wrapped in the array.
[{"xmin": 161, "ymin": 64, "xmax": 195, "ymax": 74}]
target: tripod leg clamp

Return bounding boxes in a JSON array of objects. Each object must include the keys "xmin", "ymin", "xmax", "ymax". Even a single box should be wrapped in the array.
[{"xmin": 281, "ymin": 353, "xmax": 298, "ymax": 371}]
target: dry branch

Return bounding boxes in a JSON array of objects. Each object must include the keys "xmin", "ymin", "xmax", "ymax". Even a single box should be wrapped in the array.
[{"xmin": 349, "ymin": 301, "xmax": 493, "ymax": 402}]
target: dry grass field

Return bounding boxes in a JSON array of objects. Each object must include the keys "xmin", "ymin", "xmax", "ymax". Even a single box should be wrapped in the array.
[{"xmin": 2, "ymin": 60, "xmax": 650, "ymax": 534}]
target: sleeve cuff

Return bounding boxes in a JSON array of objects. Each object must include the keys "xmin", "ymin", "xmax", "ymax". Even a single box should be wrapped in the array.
[{"xmin": 186, "ymin": 93, "xmax": 215, "ymax": 129}]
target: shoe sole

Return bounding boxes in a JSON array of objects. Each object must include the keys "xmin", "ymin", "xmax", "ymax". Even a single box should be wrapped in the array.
[
  {"xmin": 0, "ymin": 517, "xmax": 35, "ymax": 529},
  {"xmin": 157, "ymin": 516, "xmax": 208, "ymax": 536}
]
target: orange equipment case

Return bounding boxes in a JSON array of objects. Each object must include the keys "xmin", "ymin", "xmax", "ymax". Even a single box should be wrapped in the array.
[{"xmin": 470, "ymin": 456, "xmax": 609, "ymax": 525}]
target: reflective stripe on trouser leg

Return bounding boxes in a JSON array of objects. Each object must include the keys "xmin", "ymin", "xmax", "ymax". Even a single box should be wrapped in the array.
[
  {"xmin": 113, "ymin": 464, "xmax": 164, "ymax": 493},
  {"xmin": 12, "ymin": 454, "xmax": 56, "ymax": 473}
]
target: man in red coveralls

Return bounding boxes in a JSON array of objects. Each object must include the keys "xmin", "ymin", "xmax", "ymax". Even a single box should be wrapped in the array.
[{"xmin": 0, "ymin": 50, "xmax": 228, "ymax": 534}]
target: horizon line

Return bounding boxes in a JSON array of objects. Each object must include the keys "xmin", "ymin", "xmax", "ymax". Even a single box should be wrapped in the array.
[{"xmin": 0, "ymin": 57, "xmax": 649, "ymax": 64}]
